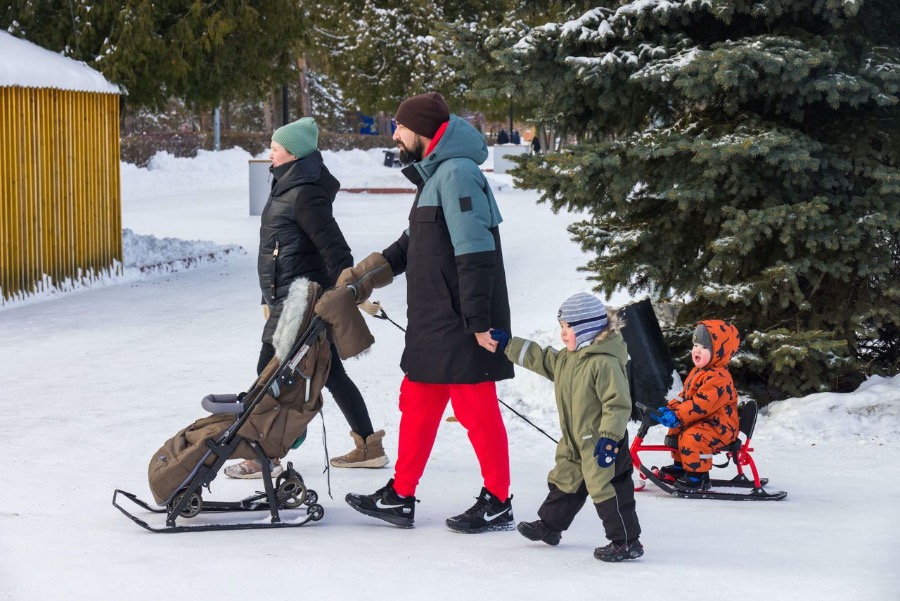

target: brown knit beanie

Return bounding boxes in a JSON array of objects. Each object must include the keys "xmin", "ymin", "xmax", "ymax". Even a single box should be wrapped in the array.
[{"xmin": 395, "ymin": 92, "xmax": 450, "ymax": 138}]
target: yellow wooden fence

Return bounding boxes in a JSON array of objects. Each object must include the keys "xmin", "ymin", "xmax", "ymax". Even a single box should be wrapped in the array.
[{"xmin": 0, "ymin": 87, "xmax": 121, "ymax": 304}]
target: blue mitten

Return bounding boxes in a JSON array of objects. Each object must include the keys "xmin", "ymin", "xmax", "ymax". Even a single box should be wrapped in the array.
[
  {"xmin": 651, "ymin": 407, "xmax": 681, "ymax": 429},
  {"xmin": 593, "ymin": 437, "xmax": 619, "ymax": 467},
  {"xmin": 490, "ymin": 329, "xmax": 511, "ymax": 352}
]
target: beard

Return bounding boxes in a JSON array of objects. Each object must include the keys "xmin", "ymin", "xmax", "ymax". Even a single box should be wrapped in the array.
[{"xmin": 398, "ymin": 136, "xmax": 426, "ymax": 164}]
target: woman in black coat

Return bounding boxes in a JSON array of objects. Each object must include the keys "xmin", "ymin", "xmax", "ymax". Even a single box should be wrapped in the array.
[{"xmin": 226, "ymin": 117, "xmax": 389, "ymax": 478}]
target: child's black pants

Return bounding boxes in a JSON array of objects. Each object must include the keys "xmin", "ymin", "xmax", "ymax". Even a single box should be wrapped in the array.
[{"xmin": 537, "ymin": 434, "xmax": 641, "ymax": 543}]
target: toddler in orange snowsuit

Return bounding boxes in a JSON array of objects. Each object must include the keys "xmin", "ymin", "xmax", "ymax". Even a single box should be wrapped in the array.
[{"xmin": 650, "ymin": 320, "xmax": 740, "ymax": 491}]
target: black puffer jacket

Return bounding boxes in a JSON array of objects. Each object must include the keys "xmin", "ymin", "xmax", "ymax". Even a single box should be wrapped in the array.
[{"xmin": 258, "ymin": 151, "xmax": 351, "ymax": 343}]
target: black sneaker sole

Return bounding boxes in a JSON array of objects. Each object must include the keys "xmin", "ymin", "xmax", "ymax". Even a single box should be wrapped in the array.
[
  {"xmin": 345, "ymin": 496, "xmax": 414, "ymax": 529},
  {"xmin": 446, "ymin": 519, "xmax": 515, "ymax": 534}
]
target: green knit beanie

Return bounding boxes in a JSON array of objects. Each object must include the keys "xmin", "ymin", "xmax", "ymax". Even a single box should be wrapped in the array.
[{"xmin": 272, "ymin": 117, "xmax": 318, "ymax": 159}]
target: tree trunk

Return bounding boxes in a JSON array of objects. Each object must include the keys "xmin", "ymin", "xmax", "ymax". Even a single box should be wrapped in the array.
[
  {"xmin": 377, "ymin": 111, "xmax": 393, "ymax": 139},
  {"xmin": 297, "ymin": 56, "xmax": 312, "ymax": 117},
  {"xmin": 262, "ymin": 93, "xmax": 274, "ymax": 132}
]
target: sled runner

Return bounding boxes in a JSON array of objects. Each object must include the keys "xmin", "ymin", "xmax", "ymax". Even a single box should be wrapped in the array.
[
  {"xmin": 630, "ymin": 401, "xmax": 787, "ymax": 501},
  {"xmin": 113, "ymin": 462, "xmax": 323, "ymax": 533},
  {"xmin": 113, "ymin": 279, "xmax": 333, "ymax": 532}
]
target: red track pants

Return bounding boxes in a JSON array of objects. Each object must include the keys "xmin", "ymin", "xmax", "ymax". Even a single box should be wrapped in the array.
[{"xmin": 392, "ymin": 376, "xmax": 510, "ymax": 501}]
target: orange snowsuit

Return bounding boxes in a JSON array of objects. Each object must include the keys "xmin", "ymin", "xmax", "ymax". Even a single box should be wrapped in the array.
[{"xmin": 667, "ymin": 320, "xmax": 740, "ymax": 473}]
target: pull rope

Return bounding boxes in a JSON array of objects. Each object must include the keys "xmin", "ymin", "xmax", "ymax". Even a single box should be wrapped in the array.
[{"xmin": 367, "ymin": 304, "xmax": 558, "ymax": 445}]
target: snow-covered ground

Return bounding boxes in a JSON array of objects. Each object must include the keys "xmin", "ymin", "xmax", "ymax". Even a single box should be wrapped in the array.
[{"xmin": 1, "ymin": 148, "xmax": 897, "ymax": 601}]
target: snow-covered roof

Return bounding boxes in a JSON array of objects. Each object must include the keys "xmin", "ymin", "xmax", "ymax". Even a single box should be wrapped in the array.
[{"xmin": 0, "ymin": 31, "xmax": 120, "ymax": 94}]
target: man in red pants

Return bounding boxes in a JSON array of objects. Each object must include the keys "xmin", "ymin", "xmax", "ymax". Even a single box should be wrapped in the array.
[{"xmin": 343, "ymin": 92, "xmax": 515, "ymax": 532}]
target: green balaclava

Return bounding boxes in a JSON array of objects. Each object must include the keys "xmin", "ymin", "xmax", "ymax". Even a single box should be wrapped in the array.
[{"xmin": 272, "ymin": 117, "xmax": 318, "ymax": 159}]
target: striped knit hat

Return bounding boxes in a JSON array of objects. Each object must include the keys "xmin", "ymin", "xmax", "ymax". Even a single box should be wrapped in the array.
[{"xmin": 557, "ymin": 293, "xmax": 608, "ymax": 350}]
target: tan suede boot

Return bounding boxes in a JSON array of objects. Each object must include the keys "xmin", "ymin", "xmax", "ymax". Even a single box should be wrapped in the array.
[{"xmin": 330, "ymin": 429, "xmax": 389, "ymax": 468}]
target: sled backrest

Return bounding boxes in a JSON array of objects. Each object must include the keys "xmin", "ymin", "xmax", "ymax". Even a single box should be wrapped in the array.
[
  {"xmin": 738, "ymin": 400, "xmax": 758, "ymax": 441},
  {"xmin": 619, "ymin": 298, "xmax": 679, "ymax": 421}
]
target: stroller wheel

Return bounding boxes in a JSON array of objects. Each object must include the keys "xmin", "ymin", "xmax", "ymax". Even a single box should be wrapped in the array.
[
  {"xmin": 305, "ymin": 490, "xmax": 318, "ymax": 505},
  {"xmin": 307, "ymin": 504, "xmax": 324, "ymax": 521},
  {"xmin": 278, "ymin": 476, "xmax": 308, "ymax": 509},
  {"xmin": 276, "ymin": 468, "xmax": 303, "ymax": 489},
  {"xmin": 169, "ymin": 491, "xmax": 202, "ymax": 518}
]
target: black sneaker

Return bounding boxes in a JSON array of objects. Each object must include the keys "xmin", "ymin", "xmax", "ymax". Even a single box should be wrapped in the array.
[
  {"xmin": 594, "ymin": 540, "xmax": 644, "ymax": 562},
  {"xmin": 446, "ymin": 487, "xmax": 514, "ymax": 533},
  {"xmin": 345, "ymin": 479, "xmax": 416, "ymax": 528},
  {"xmin": 517, "ymin": 520, "xmax": 561, "ymax": 546},
  {"xmin": 657, "ymin": 463, "xmax": 685, "ymax": 482},
  {"xmin": 674, "ymin": 471, "xmax": 711, "ymax": 492}
]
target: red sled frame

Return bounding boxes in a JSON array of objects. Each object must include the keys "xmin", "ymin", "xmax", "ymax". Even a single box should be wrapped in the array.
[{"xmin": 630, "ymin": 401, "xmax": 787, "ymax": 501}]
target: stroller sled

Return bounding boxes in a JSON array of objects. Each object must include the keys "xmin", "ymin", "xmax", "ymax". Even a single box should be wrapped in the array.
[{"xmin": 114, "ymin": 278, "xmax": 336, "ymax": 533}]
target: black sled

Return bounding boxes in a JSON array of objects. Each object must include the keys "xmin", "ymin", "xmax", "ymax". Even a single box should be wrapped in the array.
[
  {"xmin": 114, "ymin": 279, "xmax": 333, "ymax": 532},
  {"xmin": 630, "ymin": 401, "xmax": 787, "ymax": 501}
]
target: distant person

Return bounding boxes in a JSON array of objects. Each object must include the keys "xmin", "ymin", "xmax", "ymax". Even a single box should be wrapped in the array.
[
  {"xmin": 650, "ymin": 320, "xmax": 741, "ymax": 491},
  {"xmin": 226, "ymin": 116, "xmax": 389, "ymax": 479},
  {"xmin": 343, "ymin": 92, "xmax": 515, "ymax": 532},
  {"xmin": 531, "ymin": 135, "xmax": 541, "ymax": 154},
  {"xmin": 497, "ymin": 128, "xmax": 510, "ymax": 145},
  {"xmin": 490, "ymin": 292, "xmax": 643, "ymax": 562},
  {"xmin": 511, "ymin": 129, "xmax": 521, "ymax": 144}
]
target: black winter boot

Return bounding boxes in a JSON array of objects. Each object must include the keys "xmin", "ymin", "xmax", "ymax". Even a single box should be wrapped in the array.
[
  {"xmin": 517, "ymin": 520, "xmax": 561, "ymax": 546},
  {"xmin": 657, "ymin": 462, "xmax": 685, "ymax": 482},
  {"xmin": 593, "ymin": 540, "xmax": 644, "ymax": 562},
  {"xmin": 345, "ymin": 479, "xmax": 416, "ymax": 528},
  {"xmin": 674, "ymin": 471, "xmax": 711, "ymax": 492},
  {"xmin": 446, "ymin": 487, "xmax": 514, "ymax": 533}
]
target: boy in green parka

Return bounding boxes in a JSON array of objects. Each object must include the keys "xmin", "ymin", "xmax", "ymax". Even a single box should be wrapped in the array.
[{"xmin": 490, "ymin": 292, "xmax": 643, "ymax": 562}]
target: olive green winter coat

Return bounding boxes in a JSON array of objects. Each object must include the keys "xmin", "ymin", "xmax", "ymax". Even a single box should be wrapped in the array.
[{"xmin": 504, "ymin": 329, "xmax": 632, "ymax": 503}]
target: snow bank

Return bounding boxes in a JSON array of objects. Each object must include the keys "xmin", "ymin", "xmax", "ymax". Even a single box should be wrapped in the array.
[
  {"xmin": 123, "ymin": 145, "xmax": 505, "ymax": 193},
  {"xmin": 760, "ymin": 374, "xmax": 900, "ymax": 443},
  {"xmin": 122, "ymin": 228, "xmax": 243, "ymax": 271}
]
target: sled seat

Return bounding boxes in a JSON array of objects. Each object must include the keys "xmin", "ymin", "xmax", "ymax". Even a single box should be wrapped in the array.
[
  {"xmin": 201, "ymin": 393, "xmax": 245, "ymax": 415},
  {"xmin": 712, "ymin": 400, "xmax": 758, "ymax": 463},
  {"xmin": 661, "ymin": 401, "xmax": 758, "ymax": 457}
]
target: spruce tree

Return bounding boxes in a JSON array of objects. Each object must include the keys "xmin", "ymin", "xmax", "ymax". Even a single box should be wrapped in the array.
[
  {"xmin": 305, "ymin": 0, "xmax": 457, "ymax": 113},
  {"xmin": 470, "ymin": 0, "xmax": 900, "ymax": 399},
  {"xmin": 306, "ymin": 0, "xmax": 509, "ymax": 113},
  {"xmin": 444, "ymin": 2, "xmax": 612, "ymax": 137},
  {"xmin": 102, "ymin": 0, "xmax": 307, "ymax": 110}
]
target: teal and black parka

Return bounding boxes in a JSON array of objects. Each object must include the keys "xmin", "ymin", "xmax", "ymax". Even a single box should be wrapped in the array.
[{"xmin": 383, "ymin": 115, "xmax": 513, "ymax": 384}]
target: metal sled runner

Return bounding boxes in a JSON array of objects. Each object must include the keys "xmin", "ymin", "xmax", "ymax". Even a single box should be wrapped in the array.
[
  {"xmin": 630, "ymin": 401, "xmax": 787, "ymax": 501},
  {"xmin": 113, "ymin": 463, "xmax": 323, "ymax": 533}
]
